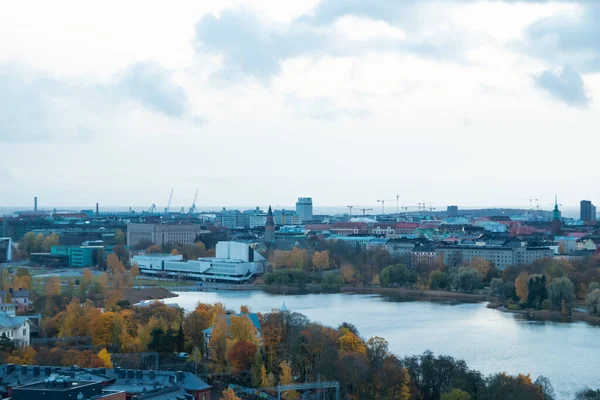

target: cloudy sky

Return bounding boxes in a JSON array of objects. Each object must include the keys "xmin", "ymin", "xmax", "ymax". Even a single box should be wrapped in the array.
[{"xmin": 1, "ymin": 0, "xmax": 599, "ymax": 211}]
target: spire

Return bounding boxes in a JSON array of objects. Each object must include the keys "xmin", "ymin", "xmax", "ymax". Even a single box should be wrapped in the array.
[
  {"xmin": 554, "ymin": 194, "xmax": 558, "ymax": 210},
  {"xmin": 267, "ymin": 205, "xmax": 273, "ymax": 217}
]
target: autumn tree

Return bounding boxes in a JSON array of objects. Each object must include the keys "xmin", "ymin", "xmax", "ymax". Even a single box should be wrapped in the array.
[
  {"xmin": 210, "ymin": 315, "xmax": 228, "ymax": 371},
  {"xmin": 279, "ymin": 361, "xmax": 300, "ymax": 399},
  {"xmin": 220, "ymin": 387, "xmax": 241, "ymax": 400},
  {"xmin": 288, "ymin": 247, "xmax": 308, "ymax": 269},
  {"xmin": 147, "ymin": 245, "xmax": 162, "ymax": 254},
  {"xmin": 8, "ymin": 347, "xmax": 37, "ymax": 365},
  {"xmin": 312, "ymin": 250, "xmax": 330, "ymax": 270},
  {"xmin": 33, "ymin": 233, "xmax": 44, "ymax": 253},
  {"xmin": 42, "ymin": 232, "xmax": 60, "ymax": 252},
  {"xmin": 97, "ymin": 348, "xmax": 113, "ymax": 368},
  {"xmin": 13, "ymin": 268, "xmax": 32, "ymax": 290},
  {"xmin": 130, "ymin": 263, "xmax": 140, "ymax": 280},
  {"xmin": 515, "ymin": 272, "xmax": 530, "ymax": 304},
  {"xmin": 227, "ymin": 340, "xmax": 258, "ymax": 372},
  {"xmin": 229, "ymin": 314, "xmax": 258, "ymax": 343},
  {"xmin": 338, "ymin": 332, "xmax": 366, "ymax": 355},
  {"xmin": 340, "ymin": 264, "xmax": 358, "ymax": 285}
]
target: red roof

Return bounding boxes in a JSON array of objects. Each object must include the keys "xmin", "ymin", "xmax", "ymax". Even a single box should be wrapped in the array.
[
  {"xmin": 568, "ymin": 232, "xmax": 587, "ymax": 239},
  {"xmin": 333, "ymin": 222, "xmax": 368, "ymax": 229},
  {"xmin": 395, "ymin": 222, "xmax": 419, "ymax": 229}
]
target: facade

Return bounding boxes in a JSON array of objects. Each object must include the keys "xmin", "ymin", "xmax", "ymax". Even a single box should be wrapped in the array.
[
  {"xmin": 12, "ymin": 378, "xmax": 125, "ymax": 400},
  {"xmin": 215, "ymin": 209, "xmax": 245, "ymax": 229},
  {"xmin": 437, "ymin": 245, "xmax": 553, "ymax": 270},
  {"xmin": 0, "ymin": 304, "xmax": 30, "ymax": 347},
  {"xmin": 295, "ymin": 197, "xmax": 313, "ymax": 222},
  {"xmin": 273, "ymin": 209, "xmax": 301, "ymax": 226},
  {"xmin": 580, "ymin": 200, "xmax": 596, "ymax": 222},
  {"xmin": 0, "ymin": 366, "xmax": 211, "ymax": 400},
  {"xmin": 133, "ymin": 242, "xmax": 266, "ymax": 283},
  {"xmin": 127, "ymin": 224, "xmax": 207, "ymax": 246},
  {"xmin": 0, "ymin": 238, "xmax": 12, "ymax": 263},
  {"xmin": 243, "ymin": 208, "xmax": 267, "ymax": 228}
]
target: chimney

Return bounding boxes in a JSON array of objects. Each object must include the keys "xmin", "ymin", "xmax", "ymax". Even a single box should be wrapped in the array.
[
  {"xmin": 45, "ymin": 367, "xmax": 51, "ymax": 376},
  {"xmin": 96, "ymin": 203, "xmax": 99, "ymax": 216},
  {"xmin": 34, "ymin": 197, "xmax": 38, "ymax": 212},
  {"xmin": 21, "ymin": 365, "xmax": 27, "ymax": 375},
  {"xmin": 127, "ymin": 370, "xmax": 134, "ymax": 379},
  {"xmin": 176, "ymin": 371, "xmax": 184, "ymax": 382},
  {"xmin": 6, "ymin": 364, "xmax": 14, "ymax": 374},
  {"xmin": 149, "ymin": 371, "xmax": 155, "ymax": 380},
  {"xmin": 135, "ymin": 370, "xmax": 143, "ymax": 380},
  {"xmin": 33, "ymin": 366, "xmax": 40, "ymax": 376}
]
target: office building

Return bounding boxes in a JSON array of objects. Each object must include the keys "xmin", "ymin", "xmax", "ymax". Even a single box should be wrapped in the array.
[
  {"xmin": 133, "ymin": 241, "xmax": 266, "ymax": 283},
  {"xmin": 447, "ymin": 206, "xmax": 459, "ymax": 217},
  {"xmin": 580, "ymin": 200, "xmax": 596, "ymax": 222},
  {"xmin": 295, "ymin": 197, "xmax": 313, "ymax": 222},
  {"xmin": 437, "ymin": 245, "xmax": 553, "ymax": 270},
  {"xmin": 215, "ymin": 208, "xmax": 245, "ymax": 229},
  {"xmin": 273, "ymin": 209, "xmax": 302, "ymax": 226},
  {"xmin": 127, "ymin": 223, "xmax": 207, "ymax": 246}
]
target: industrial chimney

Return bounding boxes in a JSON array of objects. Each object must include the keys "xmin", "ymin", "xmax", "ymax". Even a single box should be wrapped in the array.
[
  {"xmin": 34, "ymin": 197, "xmax": 38, "ymax": 212},
  {"xmin": 96, "ymin": 202, "xmax": 99, "ymax": 216}
]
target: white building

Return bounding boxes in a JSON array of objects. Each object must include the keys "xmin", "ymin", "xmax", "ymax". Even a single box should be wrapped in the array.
[
  {"xmin": 296, "ymin": 198, "xmax": 313, "ymax": 222},
  {"xmin": 127, "ymin": 223, "xmax": 208, "ymax": 247},
  {"xmin": 133, "ymin": 241, "xmax": 266, "ymax": 283},
  {"xmin": 0, "ymin": 303, "xmax": 30, "ymax": 347}
]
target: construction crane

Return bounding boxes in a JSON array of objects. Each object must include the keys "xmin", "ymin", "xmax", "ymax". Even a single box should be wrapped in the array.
[
  {"xmin": 377, "ymin": 199, "xmax": 397, "ymax": 215},
  {"xmin": 359, "ymin": 208, "xmax": 373, "ymax": 216},
  {"xmin": 164, "ymin": 189, "xmax": 174, "ymax": 216},
  {"xmin": 347, "ymin": 205, "xmax": 354, "ymax": 216},
  {"xmin": 148, "ymin": 204, "xmax": 157, "ymax": 214},
  {"xmin": 189, "ymin": 188, "xmax": 199, "ymax": 214}
]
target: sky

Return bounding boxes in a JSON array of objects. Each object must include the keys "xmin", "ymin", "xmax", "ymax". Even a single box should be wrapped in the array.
[{"xmin": 1, "ymin": 0, "xmax": 599, "ymax": 211}]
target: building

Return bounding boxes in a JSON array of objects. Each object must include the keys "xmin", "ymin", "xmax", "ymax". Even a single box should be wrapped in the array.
[
  {"xmin": 264, "ymin": 206, "xmax": 275, "ymax": 243},
  {"xmin": 215, "ymin": 209, "xmax": 245, "ymax": 229},
  {"xmin": 295, "ymin": 197, "xmax": 313, "ymax": 222},
  {"xmin": 0, "ymin": 289, "xmax": 31, "ymax": 312},
  {"xmin": 11, "ymin": 377, "xmax": 125, "ymax": 400},
  {"xmin": 0, "ymin": 238, "xmax": 11, "ymax": 263},
  {"xmin": 203, "ymin": 312, "xmax": 261, "ymax": 358},
  {"xmin": 127, "ymin": 224, "xmax": 207, "ymax": 247},
  {"xmin": 0, "ymin": 303, "xmax": 31, "ymax": 347},
  {"xmin": 133, "ymin": 241, "xmax": 266, "ymax": 283},
  {"xmin": 447, "ymin": 206, "xmax": 459, "ymax": 217},
  {"xmin": 273, "ymin": 210, "xmax": 301, "ymax": 226},
  {"xmin": 0, "ymin": 366, "xmax": 211, "ymax": 400},
  {"xmin": 243, "ymin": 207, "xmax": 267, "ymax": 228},
  {"xmin": 580, "ymin": 200, "xmax": 597, "ymax": 222},
  {"xmin": 437, "ymin": 244, "xmax": 553, "ymax": 270},
  {"xmin": 551, "ymin": 196, "xmax": 562, "ymax": 236}
]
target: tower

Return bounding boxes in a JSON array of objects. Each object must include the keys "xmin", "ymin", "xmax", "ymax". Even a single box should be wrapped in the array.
[
  {"xmin": 264, "ymin": 205, "xmax": 275, "ymax": 243},
  {"xmin": 551, "ymin": 195, "xmax": 562, "ymax": 236}
]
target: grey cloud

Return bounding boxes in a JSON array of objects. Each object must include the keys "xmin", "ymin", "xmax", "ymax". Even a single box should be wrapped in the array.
[
  {"xmin": 524, "ymin": 4, "xmax": 600, "ymax": 72},
  {"xmin": 195, "ymin": 9, "xmax": 325, "ymax": 81},
  {"xmin": 194, "ymin": 5, "xmax": 467, "ymax": 81},
  {"xmin": 118, "ymin": 61, "xmax": 188, "ymax": 117},
  {"xmin": 533, "ymin": 65, "xmax": 590, "ymax": 107}
]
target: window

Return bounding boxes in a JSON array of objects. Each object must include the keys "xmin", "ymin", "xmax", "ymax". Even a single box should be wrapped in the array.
[{"xmin": 23, "ymin": 328, "xmax": 27, "ymax": 336}]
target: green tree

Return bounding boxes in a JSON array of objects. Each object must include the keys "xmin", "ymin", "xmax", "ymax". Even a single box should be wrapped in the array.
[
  {"xmin": 452, "ymin": 267, "xmax": 482, "ymax": 293},
  {"xmin": 42, "ymin": 232, "xmax": 60, "ymax": 252},
  {"xmin": 586, "ymin": 289, "xmax": 600, "ymax": 316},
  {"xmin": 430, "ymin": 269, "xmax": 449, "ymax": 290},
  {"xmin": 547, "ymin": 276, "xmax": 574, "ymax": 313},
  {"xmin": 114, "ymin": 229, "xmax": 125, "ymax": 245},
  {"xmin": 442, "ymin": 389, "xmax": 472, "ymax": 400}
]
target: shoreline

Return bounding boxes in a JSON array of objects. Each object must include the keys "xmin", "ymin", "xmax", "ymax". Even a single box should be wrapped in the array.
[{"xmin": 488, "ymin": 303, "xmax": 600, "ymax": 326}]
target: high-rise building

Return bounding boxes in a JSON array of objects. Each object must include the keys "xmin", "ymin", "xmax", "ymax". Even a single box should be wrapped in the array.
[
  {"xmin": 580, "ymin": 200, "xmax": 596, "ymax": 222},
  {"xmin": 296, "ymin": 197, "xmax": 313, "ymax": 222},
  {"xmin": 447, "ymin": 205, "xmax": 459, "ymax": 217}
]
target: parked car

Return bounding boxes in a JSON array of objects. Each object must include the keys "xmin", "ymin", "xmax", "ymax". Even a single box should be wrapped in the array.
[{"xmin": 177, "ymin": 352, "xmax": 189, "ymax": 359}]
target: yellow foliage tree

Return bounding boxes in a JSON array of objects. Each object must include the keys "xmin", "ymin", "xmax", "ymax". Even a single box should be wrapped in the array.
[
  {"xmin": 338, "ymin": 332, "xmax": 366, "ymax": 355},
  {"xmin": 7, "ymin": 347, "xmax": 37, "ymax": 365},
  {"xmin": 97, "ymin": 348, "xmax": 113, "ymax": 368},
  {"xmin": 91, "ymin": 312, "xmax": 117, "ymax": 346},
  {"xmin": 229, "ymin": 315, "xmax": 257, "ymax": 343},
  {"xmin": 278, "ymin": 361, "xmax": 300, "ymax": 399},
  {"xmin": 515, "ymin": 272, "xmax": 530, "ymax": 304},
  {"xmin": 312, "ymin": 250, "xmax": 330, "ymax": 270},
  {"xmin": 130, "ymin": 263, "xmax": 140, "ymax": 280},
  {"xmin": 340, "ymin": 264, "xmax": 358, "ymax": 285},
  {"xmin": 220, "ymin": 387, "xmax": 241, "ymax": 400},
  {"xmin": 45, "ymin": 276, "xmax": 61, "ymax": 296},
  {"xmin": 269, "ymin": 250, "xmax": 290, "ymax": 270},
  {"xmin": 288, "ymin": 247, "xmax": 308, "ymax": 269}
]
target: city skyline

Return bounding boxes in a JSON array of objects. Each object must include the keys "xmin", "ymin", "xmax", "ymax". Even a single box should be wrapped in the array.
[{"xmin": 2, "ymin": 0, "xmax": 600, "ymax": 206}]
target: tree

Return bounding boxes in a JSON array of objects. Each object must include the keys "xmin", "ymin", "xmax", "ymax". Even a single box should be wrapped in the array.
[
  {"xmin": 547, "ymin": 277, "xmax": 574, "ymax": 314},
  {"xmin": 229, "ymin": 314, "xmax": 257, "ymax": 343},
  {"xmin": 452, "ymin": 267, "xmax": 482, "ymax": 293},
  {"xmin": 7, "ymin": 347, "xmax": 37, "ymax": 365},
  {"xmin": 586, "ymin": 289, "xmax": 600, "ymax": 316},
  {"xmin": 288, "ymin": 247, "xmax": 308, "ymax": 269},
  {"xmin": 312, "ymin": 250, "xmax": 330, "ymax": 270},
  {"xmin": 147, "ymin": 245, "xmax": 162, "ymax": 254},
  {"xmin": 112, "ymin": 245, "xmax": 129, "ymax": 265},
  {"xmin": 527, "ymin": 274, "xmax": 548, "ymax": 309},
  {"xmin": 279, "ymin": 361, "xmax": 300, "ymax": 399},
  {"xmin": 45, "ymin": 276, "xmax": 61, "ymax": 296},
  {"xmin": 227, "ymin": 340, "xmax": 258, "ymax": 372},
  {"xmin": 575, "ymin": 389, "xmax": 600, "ymax": 400},
  {"xmin": 114, "ymin": 229, "xmax": 125, "ymax": 245},
  {"xmin": 130, "ymin": 263, "xmax": 140, "ymax": 280},
  {"xmin": 33, "ymin": 233, "xmax": 44, "ymax": 253},
  {"xmin": 340, "ymin": 264, "xmax": 358, "ymax": 285},
  {"xmin": 442, "ymin": 389, "xmax": 472, "ymax": 400},
  {"xmin": 515, "ymin": 272, "xmax": 530, "ymax": 304},
  {"xmin": 338, "ymin": 332, "xmax": 365, "ymax": 355},
  {"xmin": 366, "ymin": 336, "xmax": 389, "ymax": 369},
  {"xmin": 23, "ymin": 232, "xmax": 36, "ymax": 254},
  {"xmin": 535, "ymin": 376, "xmax": 555, "ymax": 400},
  {"xmin": 42, "ymin": 232, "xmax": 60, "ymax": 252},
  {"xmin": 430, "ymin": 269, "xmax": 449, "ymax": 290},
  {"xmin": 220, "ymin": 387, "xmax": 241, "ymax": 400},
  {"xmin": 97, "ymin": 348, "xmax": 113, "ymax": 368}
]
